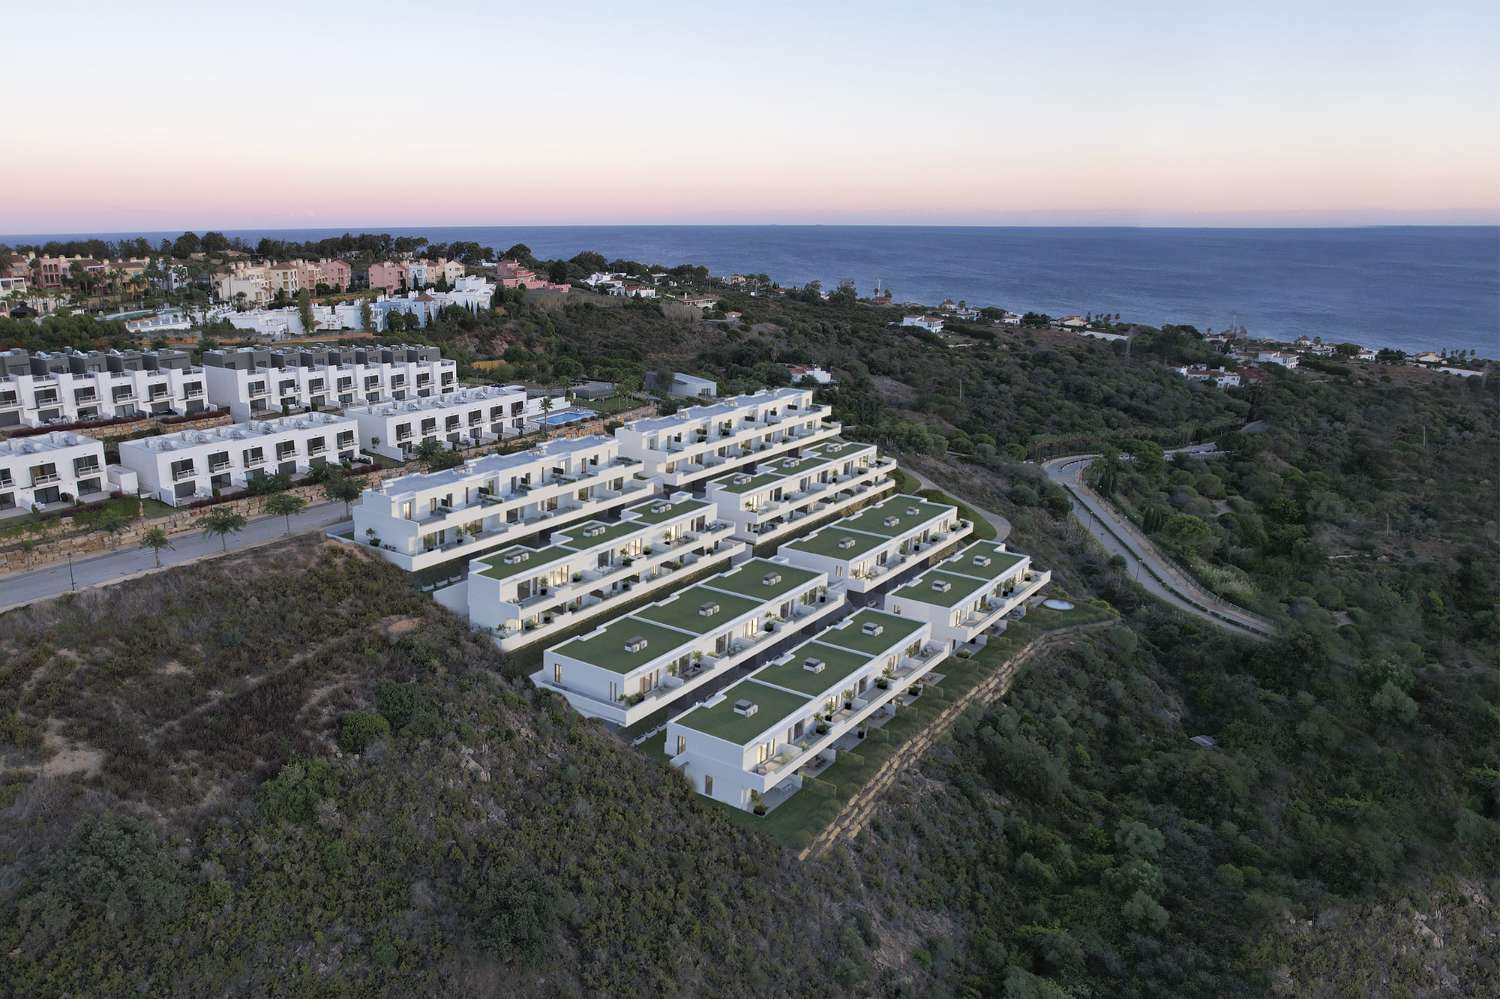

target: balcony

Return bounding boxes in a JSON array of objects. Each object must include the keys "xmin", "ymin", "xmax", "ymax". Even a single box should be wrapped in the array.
[
  {"xmin": 243, "ymin": 455, "xmax": 265, "ymax": 468},
  {"xmin": 30, "ymin": 470, "xmax": 61, "ymax": 486},
  {"xmin": 74, "ymin": 462, "xmax": 102, "ymax": 477},
  {"xmin": 172, "ymin": 466, "xmax": 198, "ymax": 482},
  {"xmin": 209, "ymin": 459, "xmax": 232, "ymax": 473}
]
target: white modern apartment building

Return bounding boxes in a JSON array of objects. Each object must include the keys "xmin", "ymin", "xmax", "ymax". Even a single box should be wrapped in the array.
[
  {"xmin": 777, "ymin": 493, "xmax": 970, "ymax": 593},
  {"xmin": 613, "ymin": 387, "xmax": 839, "ymax": 489},
  {"xmin": 203, "ymin": 344, "xmax": 457, "ymax": 421},
  {"xmin": 533, "ymin": 556, "xmax": 846, "ymax": 726},
  {"xmin": 118, "ymin": 412, "xmax": 359, "ymax": 506},
  {"xmin": 0, "ymin": 431, "xmax": 112, "ymax": 512},
  {"xmin": 883, "ymin": 540, "xmax": 1051, "ymax": 651},
  {"xmin": 346, "ymin": 385, "xmax": 567, "ymax": 461},
  {"xmin": 704, "ymin": 438, "xmax": 897, "ymax": 544},
  {"xmin": 440, "ymin": 492, "xmax": 746, "ymax": 650},
  {"xmin": 351, "ymin": 434, "xmax": 649, "ymax": 571},
  {"xmin": 0, "ymin": 348, "xmax": 208, "ymax": 428},
  {"xmin": 663, "ymin": 607, "xmax": 949, "ymax": 811}
]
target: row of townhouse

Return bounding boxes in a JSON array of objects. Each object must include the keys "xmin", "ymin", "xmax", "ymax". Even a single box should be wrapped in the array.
[
  {"xmin": 351, "ymin": 434, "xmax": 650, "ymax": 571},
  {"xmin": 203, "ymin": 344, "xmax": 457, "ymax": 421},
  {"xmin": 614, "ymin": 387, "xmax": 839, "ymax": 489},
  {"xmin": 703, "ymin": 438, "xmax": 896, "ymax": 545},
  {"xmin": 345, "ymin": 383, "xmax": 567, "ymax": 461},
  {"xmin": 664, "ymin": 607, "xmax": 949, "ymax": 811},
  {"xmin": 224, "ymin": 278, "xmax": 496, "ymax": 339},
  {"xmin": 0, "ymin": 431, "xmax": 134, "ymax": 512},
  {"xmin": 777, "ymin": 493, "xmax": 972, "ymax": 593},
  {"xmin": 437, "ymin": 492, "xmax": 747, "ymax": 650},
  {"xmin": 117, "ymin": 412, "xmax": 359, "ymax": 506},
  {"xmin": 534, "ymin": 556, "xmax": 847, "ymax": 726},
  {"xmin": 0, "ymin": 348, "xmax": 208, "ymax": 428},
  {"xmin": 882, "ymin": 540, "xmax": 1051, "ymax": 650}
]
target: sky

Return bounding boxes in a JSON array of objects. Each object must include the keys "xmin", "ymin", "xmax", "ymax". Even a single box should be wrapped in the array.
[{"xmin": 2, "ymin": 0, "xmax": 1497, "ymax": 233}]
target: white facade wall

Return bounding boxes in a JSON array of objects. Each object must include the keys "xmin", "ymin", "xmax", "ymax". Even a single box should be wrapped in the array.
[
  {"xmin": 118, "ymin": 413, "xmax": 360, "ymax": 506},
  {"xmin": 0, "ymin": 351, "xmax": 208, "ymax": 428},
  {"xmin": 350, "ymin": 434, "xmax": 650, "ymax": 572},
  {"xmin": 614, "ymin": 387, "xmax": 839, "ymax": 488},
  {"xmin": 704, "ymin": 440, "xmax": 897, "ymax": 544},
  {"xmin": 882, "ymin": 543, "xmax": 1051, "ymax": 649},
  {"xmin": 777, "ymin": 496, "xmax": 970, "ymax": 594},
  {"xmin": 0, "ymin": 432, "xmax": 109, "ymax": 511},
  {"xmin": 203, "ymin": 348, "xmax": 457, "ymax": 421},
  {"xmin": 345, "ymin": 385, "xmax": 532, "ymax": 460}
]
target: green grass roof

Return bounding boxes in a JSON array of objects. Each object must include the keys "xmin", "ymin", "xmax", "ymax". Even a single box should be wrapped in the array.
[
  {"xmin": 474, "ymin": 544, "xmax": 574, "ymax": 581},
  {"xmin": 835, "ymin": 494, "xmax": 954, "ymax": 538},
  {"xmin": 888, "ymin": 570, "xmax": 990, "ymax": 609},
  {"xmin": 673, "ymin": 679, "xmax": 811, "ymax": 745},
  {"xmin": 622, "ymin": 494, "xmax": 712, "ymax": 525},
  {"xmin": 552, "ymin": 616, "xmax": 694, "ymax": 675},
  {"xmin": 815, "ymin": 609, "xmax": 925, "ymax": 656},
  {"xmin": 752, "ymin": 641, "xmax": 875, "ymax": 697},
  {"xmin": 553, "ymin": 519, "xmax": 647, "ymax": 551},
  {"xmin": 634, "ymin": 585, "xmax": 763, "ymax": 636},
  {"xmin": 781, "ymin": 526, "xmax": 887, "ymax": 560},
  {"xmin": 700, "ymin": 558, "xmax": 822, "ymax": 601},
  {"xmin": 808, "ymin": 438, "xmax": 874, "ymax": 459},
  {"xmin": 709, "ymin": 469, "xmax": 781, "ymax": 495},
  {"xmin": 938, "ymin": 541, "xmax": 1026, "ymax": 582}
]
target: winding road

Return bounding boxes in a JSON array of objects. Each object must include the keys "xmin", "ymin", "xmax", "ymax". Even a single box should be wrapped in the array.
[{"xmin": 1043, "ymin": 450, "xmax": 1277, "ymax": 640}]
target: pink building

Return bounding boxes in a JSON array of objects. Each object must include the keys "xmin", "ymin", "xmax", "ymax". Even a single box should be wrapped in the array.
[
  {"xmin": 316, "ymin": 259, "xmax": 351, "ymax": 291},
  {"xmin": 495, "ymin": 259, "xmax": 569, "ymax": 293},
  {"xmin": 367, "ymin": 261, "xmax": 406, "ymax": 294}
]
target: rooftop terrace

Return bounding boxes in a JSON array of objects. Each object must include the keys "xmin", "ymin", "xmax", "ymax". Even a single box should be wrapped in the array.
[
  {"xmin": 634, "ymin": 586, "xmax": 763, "ymax": 637},
  {"xmin": 552, "ymin": 617, "xmax": 694, "ymax": 675},
  {"xmin": 700, "ymin": 558, "xmax": 822, "ymax": 602},
  {"xmin": 672, "ymin": 679, "xmax": 811, "ymax": 745}
]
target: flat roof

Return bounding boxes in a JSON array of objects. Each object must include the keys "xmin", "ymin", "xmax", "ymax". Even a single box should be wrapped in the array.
[
  {"xmin": 815, "ymin": 609, "xmax": 926, "ymax": 656},
  {"xmin": 888, "ymin": 570, "xmax": 990, "ymax": 609},
  {"xmin": 809, "ymin": 438, "xmax": 875, "ymax": 459},
  {"xmin": 373, "ymin": 434, "xmax": 615, "ymax": 497},
  {"xmin": 474, "ymin": 544, "xmax": 574, "ymax": 581},
  {"xmin": 708, "ymin": 469, "xmax": 782, "ymax": 495},
  {"xmin": 834, "ymin": 494, "xmax": 954, "ymax": 538},
  {"xmin": 623, "ymin": 494, "xmax": 711, "ymax": 526},
  {"xmin": 0, "ymin": 431, "xmax": 102, "ymax": 457},
  {"xmin": 348, "ymin": 384, "xmax": 524, "ymax": 417},
  {"xmin": 939, "ymin": 541, "xmax": 1026, "ymax": 582},
  {"xmin": 753, "ymin": 641, "xmax": 874, "ymax": 697},
  {"xmin": 626, "ymin": 387, "xmax": 811, "ymax": 433},
  {"xmin": 635, "ymin": 585, "xmax": 763, "ymax": 637},
  {"xmin": 700, "ymin": 558, "xmax": 822, "ymax": 601},
  {"xmin": 552, "ymin": 616, "xmax": 693, "ymax": 675},
  {"xmin": 673, "ymin": 679, "xmax": 811, "ymax": 745},
  {"xmin": 120, "ymin": 413, "xmax": 352, "ymax": 453},
  {"xmin": 781, "ymin": 526, "xmax": 888, "ymax": 560},
  {"xmin": 554, "ymin": 519, "xmax": 646, "ymax": 550}
]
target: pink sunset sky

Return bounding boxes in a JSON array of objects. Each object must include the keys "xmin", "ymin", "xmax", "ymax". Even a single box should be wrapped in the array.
[{"xmin": 2, "ymin": 0, "xmax": 1497, "ymax": 233}]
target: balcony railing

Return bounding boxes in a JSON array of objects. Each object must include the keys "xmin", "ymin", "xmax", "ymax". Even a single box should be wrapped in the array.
[
  {"xmin": 172, "ymin": 466, "xmax": 197, "ymax": 481},
  {"xmin": 30, "ymin": 471, "xmax": 61, "ymax": 485},
  {"xmin": 209, "ymin": 460, "xmax": 231, "ymax": 473}
]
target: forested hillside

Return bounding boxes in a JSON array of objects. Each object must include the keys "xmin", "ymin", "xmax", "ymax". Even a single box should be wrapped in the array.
[{"xmin": 2, "ymin": 269, "xmax": 1495, "ymax": 997}]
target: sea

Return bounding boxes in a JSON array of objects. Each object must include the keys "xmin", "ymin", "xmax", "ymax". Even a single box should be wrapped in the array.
[{"xmin": 6, "ymin": 225, "xmax": 1497, "ymax": 356}]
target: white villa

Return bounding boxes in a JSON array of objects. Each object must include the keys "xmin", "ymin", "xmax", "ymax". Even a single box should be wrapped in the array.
[
  {"xmin": 350, "ymin": 434, "xmax": 649, "ymax": 572},
  {"xmin": 533, "ymin": 557, "xmax": 846, "ymax": 726},
  {"xmin": 0, "ymin": 431, "xmax": 119, "ymax": 513},
  {"xmin": 613, "ymin": 387, "xmax": 839, "ymax": 489},
  {"xmin": 663, "ymin": 608, "xmax": 949, "ymax": 811},
  {"xmin": 437, "ymin": 492, "xmax": 745, "ymax": 650},
  {"xmin": 345, "ymin": 384, "xmax": 567, "ymax": 460},
  {"xmin": 118, "ymin": 412, "xmax": 359, "ymax": 506},
  {"xmin": 777, "ymin": 493, "xmax": 970, "ymax": 593},
  {"xmin": 882, "ymin": 540, "xmax": 1051, "ymax": 651},
  {"xmin": 703, "ymin": 438, "xmax": 896, "ymax": 544}
]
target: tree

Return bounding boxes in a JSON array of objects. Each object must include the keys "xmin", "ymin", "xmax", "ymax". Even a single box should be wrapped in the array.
[
  {"xmin": 264, "ymin": 492, "xmax": 307, "ymax": 535},
  {"xmin": 200, "ymin": 508, "xmax": 247, "ymax": 551},
  {"xmin": 323, "ymin": 474, "xmax": 362, "ymax": 517},
  {"xmin": 139, "ymin": 526, "xmax": 173, "ymax": 567},
  {"xmin": 414, "ymin": 437, "xmax": 445, "ymax": 469},
  {"xmin": 359, "ymin": 299, "xmax": 374, "ymax": 332},
  {"xmin": 547, "ymin": 261, "xmax": 569, "ymax": 285},
  {"xmin": 96, "ymin": 511, "xmax": 131, "ymax": 548},
  {"xmin": 295, "ymin": 289, "xmax": 314, "ymax": 334},
  {"xmin": 539, "ymin": 396, "xmax": 554, "ymax": 439}
]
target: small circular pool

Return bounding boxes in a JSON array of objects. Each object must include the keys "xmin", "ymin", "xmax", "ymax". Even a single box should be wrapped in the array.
[{"xmin": 1042, "ymin": 599, "xmax": 1075, "ymax": 611}]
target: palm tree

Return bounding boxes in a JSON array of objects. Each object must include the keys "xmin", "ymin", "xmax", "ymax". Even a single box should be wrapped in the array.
[
  {"xmin": 140, "ymin": 526, "xmax": 173, "ymax": 567},
  {"xmin": 200, "ymin": 508, "xmax": 247, "ymax": 551},
  {"xmin": 414, "ymin": 437, "xmax": 444, "ymax": 470},
  {"xmin": 264, "ymin": 493, "xmax": 308, "ymax": 535},
  {"xmin": 539, "ymin": 396, "xmax": 554, "ymax": 440},
  {"xmin": 323, "ymin": 474, "xmax": 362, "ymax": 517}
]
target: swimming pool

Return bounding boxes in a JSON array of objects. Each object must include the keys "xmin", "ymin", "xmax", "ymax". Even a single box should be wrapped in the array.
[{"xmin": 541, "ymin": 409, "xmax": 590, "ymax": 426}]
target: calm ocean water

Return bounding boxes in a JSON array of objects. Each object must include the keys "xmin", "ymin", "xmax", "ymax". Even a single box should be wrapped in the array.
[{"xmin": 7, "ymin": 225, "xmax": 1497, "ymax": 355}]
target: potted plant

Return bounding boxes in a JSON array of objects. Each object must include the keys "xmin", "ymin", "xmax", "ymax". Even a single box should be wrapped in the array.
[
  {"xmin": 366, "ymin": 528, "xmax": 380, "ymax": 546},
  {"xmin": 875, "ymin": 677, "xmax": 890, "ymax": 690},
  {"xmin": 572, "ymin": 572, "xmax": 583, "ymax": 582},
  {"xmin": 815, "ymin": 720, "xmax": 830, "ymax": 735},
  {"xmin": 750, "ymin": 789, "xmax": 766, "ymax": 816}
]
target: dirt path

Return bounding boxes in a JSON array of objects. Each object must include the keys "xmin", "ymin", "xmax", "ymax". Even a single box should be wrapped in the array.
[{"xmin": 800, "ymin": 621, "xmax": 1114, "ymax": 861}]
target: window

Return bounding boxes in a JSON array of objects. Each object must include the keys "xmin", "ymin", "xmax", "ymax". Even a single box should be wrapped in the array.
[
  {"xmin": 676, "ymin": 735, "xmax": 686, "ymax": 755},
  {"xmin": 704, "ymin": 774, "xmax": 713, "ymax": 796},
  {"xmin": 757, "ymin": 742, "xmax": 770, "ymax": 764},
  {"xmin": 553, "ymin": 663, "xmax": 563, "ymax": 684}
]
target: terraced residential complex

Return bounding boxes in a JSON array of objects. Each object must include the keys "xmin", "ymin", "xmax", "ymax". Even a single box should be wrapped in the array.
[
  {"xmin": 663, "ymin": 608, "xmax": 949, "ymax": 811},
  {"xmin": 777, "ymin": 493, "xmax": 971, "ymax": 592},
  {"xmin": 532, "ymin": 557, "xmax": 846, "ymax": 725},
  {"xmin": 438, "ymin": 492, "xmax": 746, "ymax": 650},
  {"xmin": 614, "ymin": 386, "xmax": 840, "ymax": 488},
  {"xmin": 351, "ymin": 434, "xmax": 650, "ymax": 571},
  {"xmin": 703, "ymin": 437, "xmax": 896, "ymax": 543},
  {"xmin": 883, "ymin": 540, "xmax": 1052, "ymax": 651}
]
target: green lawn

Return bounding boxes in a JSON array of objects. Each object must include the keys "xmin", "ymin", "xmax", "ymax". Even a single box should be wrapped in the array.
[{"xmin": 576, "ymin": 395, "xmax": 648, "ymax": 417}]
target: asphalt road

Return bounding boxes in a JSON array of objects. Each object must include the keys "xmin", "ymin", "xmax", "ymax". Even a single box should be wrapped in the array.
[
  {"xmin": 0, "ymin": 501, "xmax": 350, "ymax": 614},
  {"xmin": 1043, "ymin": 451, "xmax": 1277, "ymax": 639}
]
